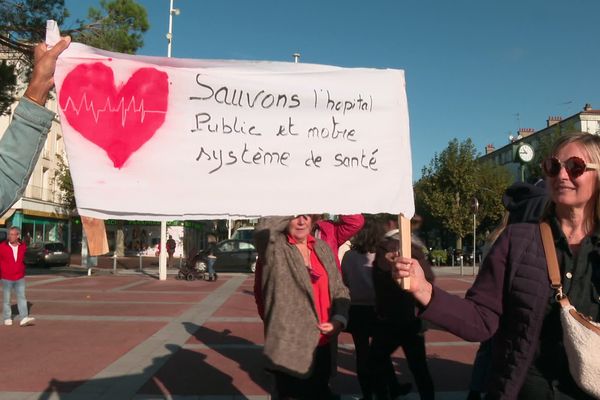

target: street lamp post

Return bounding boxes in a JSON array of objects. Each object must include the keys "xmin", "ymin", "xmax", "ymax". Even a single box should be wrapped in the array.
[
  {"xmin": 471, "ymin": 197, "xmax": 479, "ymax": 275},
  {"xmin": 160, "ymin": 0, "xmax": 180, "ymax": 281},
  {"xmin": 166, "ymin": 0, "xmax": 180, "ymax": 58}
]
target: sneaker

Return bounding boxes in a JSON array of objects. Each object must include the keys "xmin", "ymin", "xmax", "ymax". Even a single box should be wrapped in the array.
[
  {"xmin": 4, "ymin": 319, "xmax": 12, "ymax": 326},
  {"xmin": 19, "ymin": 317, "xmax": 35, "ymax": 327}
]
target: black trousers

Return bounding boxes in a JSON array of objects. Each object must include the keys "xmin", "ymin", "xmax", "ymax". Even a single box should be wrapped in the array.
[
  {"xmin": 272, "ymin": 343, "xmax": 333, "ymax": 400},
  {"xmin": 370, "ymin": 323, "xmax": 435, "ymax": 400},
  {"xmin": 347, "ymin": 305, "xmax": 378, "ymax": 399}
]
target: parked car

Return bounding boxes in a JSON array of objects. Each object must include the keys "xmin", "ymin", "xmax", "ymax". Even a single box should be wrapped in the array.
[
  {"xmin": 191, "ymin": 239, "xmax": 258, "ymax": 273},
  {"xmin": 231, "ymin": 226, "xmax": 255, "ymax": 242},
  {"xmin": 24, "ymin": 242, "xmax": 70, "ymax": 267}
]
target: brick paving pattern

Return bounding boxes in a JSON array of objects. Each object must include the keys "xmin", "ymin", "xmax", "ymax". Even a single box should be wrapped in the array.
[{"xmin": 0, "ymin": 268, "xmax": 478, "ymax": 399}]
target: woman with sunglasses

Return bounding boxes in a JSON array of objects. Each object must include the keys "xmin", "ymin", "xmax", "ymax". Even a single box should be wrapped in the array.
[
  {"xmin": 392, "ymin": 132, "xmax": 600, "ymax": 399},
  {"xmin": 254, "ymin": 215, "xmax": 350, "ymax": 399}
]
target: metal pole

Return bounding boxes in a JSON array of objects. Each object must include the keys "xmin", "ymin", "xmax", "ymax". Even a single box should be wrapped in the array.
[
  {"xmin": 471, "ymin": 197, "xmax": 479, "ymax": 276},
  {"xmin": 159, "ymin": 221, "xmax": 167, "ymax": 280},
  {"xmin": 473, "ymin": 213, "xmax": 477, "ymax": 275},
  {"xmin": 139, "ymin": 254, "xmax": 143, "ymax": 272},
  {"xmin": 67, "ymin": 219, "xmax": 72, "ymax": 254},
  {"xmin": 113, "ymin": 251, "xmax": 117, "ymax": 274},
  {"xmin": 167, "ymin": 0, "xmax": 174, "ymax": 57}
]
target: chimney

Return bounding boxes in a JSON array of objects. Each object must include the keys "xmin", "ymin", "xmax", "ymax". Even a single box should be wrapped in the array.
[
  {"xmin": 518, "ymin": 128, "xmax": 535, "ymax": 138},
  {"xmin": 584, "ymin": 103, "xmax": 593, "ymax": 111},
  {"xmin": 485, "ymin": 144, "xmax": 495, "ymax": 154},
  {"xmin": 547, "ymin": 116, "xmax": 562, "ymax": 127}
]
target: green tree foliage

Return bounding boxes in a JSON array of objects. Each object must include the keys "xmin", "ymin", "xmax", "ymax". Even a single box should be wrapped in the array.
[
  {"xmin": 0, "ymin": 0, "xmax": 148, "ymax": 116},
  {"xmin": 73, "ymin": 0, "xmax": 149, "ymax": 54},
  {"xmin": 0, "ymin": 0, "xmax": 68, "ymax": 113},
  {"xmin": 415, "ymin": 138, "xmax": 512, "ymax": 250},
  {"xmin": 0, "ymin": 0, "xmax": 68, "ymax": 55},
  {"xmin": 0, "ymin": 61, "xmax": 17, "ymax": 115},
  {"xmin": 53, "ymin": 154, "xmax": 76, "ymax": 214}
]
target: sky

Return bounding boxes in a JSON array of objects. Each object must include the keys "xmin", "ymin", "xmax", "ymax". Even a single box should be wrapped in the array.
[{"xmin": 64, "ymin": 0, "xmax": 600, "ymax": 180}]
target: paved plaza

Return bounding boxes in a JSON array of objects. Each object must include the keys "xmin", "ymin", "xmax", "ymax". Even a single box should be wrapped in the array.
[{"xmin": 0, "ymin": 267, "xmax": 479, "ymax": 399}]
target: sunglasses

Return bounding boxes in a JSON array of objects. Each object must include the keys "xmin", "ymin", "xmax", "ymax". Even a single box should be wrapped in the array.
[{"xmin": 542, "ymin": 156, "xmax": 600, "ymax": 179}]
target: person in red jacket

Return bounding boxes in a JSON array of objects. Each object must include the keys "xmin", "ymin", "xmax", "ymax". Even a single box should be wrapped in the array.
[
  {"xmin": 0, "ymin": 227, "xmax": 34, "ymax": 326},
  {"xmin": 313, "ymin": 214, "xmax": 365, "ymax": 270},
  {"xmin": 254, "ymin": 214, "xmax": 364, "ymax": 319}
]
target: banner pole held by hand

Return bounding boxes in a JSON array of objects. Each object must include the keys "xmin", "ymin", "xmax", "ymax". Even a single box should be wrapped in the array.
[
  {"xmin": 397, "ymin": 214, "xmax": 411, "ymax": 290},
  {"xmin": 45, "ymin": 20, "xmax": 61, "ymax": 48}
]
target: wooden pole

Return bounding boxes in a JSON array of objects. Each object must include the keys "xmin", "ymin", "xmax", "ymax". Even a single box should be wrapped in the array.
[
  {"xmin": 397, "ymin": 214, "xmax": 411, "ymax": 290},
  {"xmin": 81, "ymin": 216, "xmax": 109, "ymax": 256}
]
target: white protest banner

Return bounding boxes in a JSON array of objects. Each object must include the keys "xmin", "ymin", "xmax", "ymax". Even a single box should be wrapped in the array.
[{"xmin": 54, "ymin": 43, "xmax": 413, "ymax": 220}]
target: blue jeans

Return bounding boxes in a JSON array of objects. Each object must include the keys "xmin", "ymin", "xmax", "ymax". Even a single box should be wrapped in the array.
[
  {"xmin": 2, "ymin": 279, "xmax": 28, "ymax": 320},
  {"xmin": 207, "ymin": 257, "xmax": 216, "ymax": 276}
]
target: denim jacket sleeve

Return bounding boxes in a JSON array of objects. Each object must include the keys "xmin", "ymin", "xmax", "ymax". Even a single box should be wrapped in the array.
[{"xmin": 0, "ymin": 98, "xmax": 55, "ymax": 215}]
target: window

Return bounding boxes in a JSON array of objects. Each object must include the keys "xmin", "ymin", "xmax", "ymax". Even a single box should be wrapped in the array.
[
  {"xmin": 219, "ymin": 241, "xmax": 236, "ymax": 252},
  {"xmin": 238, "ymin": 241, "xmax": 255, "ymax": 250},
  {"xmin": 45, "ymin": 243, "xmax": 65, "ymax": 252}
]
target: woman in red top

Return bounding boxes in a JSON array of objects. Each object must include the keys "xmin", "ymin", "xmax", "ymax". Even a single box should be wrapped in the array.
[{"xmin": 254, "ymin": 215, "xmax": 350, "ymax": 400}]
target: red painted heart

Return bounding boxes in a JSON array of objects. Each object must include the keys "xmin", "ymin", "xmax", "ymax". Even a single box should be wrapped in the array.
[{"xmin": 59, "ymin": 63, "xmax": 169, "ymax": 168}]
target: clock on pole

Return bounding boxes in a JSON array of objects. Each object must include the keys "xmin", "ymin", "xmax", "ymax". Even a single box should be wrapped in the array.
[
  {"xmin": 516, "ymin": 143, "xmax": 534, "ymax": 181},
  {"xmin": 517, "ymin": 143, "xmax": 534, "ymax": 163}
]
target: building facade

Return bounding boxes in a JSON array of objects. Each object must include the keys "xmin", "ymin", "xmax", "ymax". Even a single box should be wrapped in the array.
[
  {"xmin": 0, "ymin": 46, "xmax": 70, "ymax": 247},
  {"xmin": 479, "ymin": 104, "xmax": 600, "ymax": 182}
]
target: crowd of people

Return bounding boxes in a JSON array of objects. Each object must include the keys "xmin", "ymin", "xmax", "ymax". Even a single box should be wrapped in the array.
[
  {"xmin": 1, "ymin": 36, "xmax": 600, "ymax": 400},
  {"xmin": 252, "ymin": 134, "xmax": 600, "ymax": 399}
]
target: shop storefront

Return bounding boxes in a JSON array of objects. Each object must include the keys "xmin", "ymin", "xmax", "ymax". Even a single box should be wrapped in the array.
[
  {"xmin": 104, "ymin": 220, "xmax": 210, "ymax": 258},
  {"xmin": 8, "ymin": 211, "xmax": 69, "ymax": 246}
]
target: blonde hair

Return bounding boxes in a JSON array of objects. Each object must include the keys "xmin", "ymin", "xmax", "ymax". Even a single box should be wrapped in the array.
[{"xmin": 544, "ymin": 131, "xmax": 600, "ymax": 230}]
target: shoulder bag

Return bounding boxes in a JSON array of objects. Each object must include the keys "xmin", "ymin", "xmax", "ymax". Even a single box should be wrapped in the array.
[{"xmin": 539, "ymin": 222, "xmax": 600, "ymax": 398}]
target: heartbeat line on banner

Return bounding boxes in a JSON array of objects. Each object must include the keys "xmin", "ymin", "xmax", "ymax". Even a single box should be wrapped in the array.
[
  {"xmin": 61, "ymin": 93, "xmax": 168, "ymax": 126},
  {"xmin": 58, "ymin": 62, "xmax": 169, "ymax": 168}
]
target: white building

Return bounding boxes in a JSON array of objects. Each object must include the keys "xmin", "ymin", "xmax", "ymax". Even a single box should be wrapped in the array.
[
  {"xmin": 0, "ymin": 47, "xmax": 70, "ymax": 247},
  {"xmin": 479, "ymin": 103, "xmax": 600, "ymax": 182}
]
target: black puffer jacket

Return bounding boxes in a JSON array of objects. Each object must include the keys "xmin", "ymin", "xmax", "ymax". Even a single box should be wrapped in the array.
[
  {"xmin": 373, "ymin": 233, "xmax": 435, "ymax": 333},
  {"xmin": 421, "ymin": 223, "xmax": 552, "ymax": 399}
]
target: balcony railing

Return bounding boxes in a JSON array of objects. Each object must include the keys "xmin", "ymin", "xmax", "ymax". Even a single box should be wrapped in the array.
[{"xmin": 25, "ymin": 185, "xmax": 61, "ymax": 203}]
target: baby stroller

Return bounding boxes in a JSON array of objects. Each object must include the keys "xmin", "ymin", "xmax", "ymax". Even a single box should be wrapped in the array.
[{"xmin": 176, "ymin": 250, "xmax": 217, "ymax": 281}]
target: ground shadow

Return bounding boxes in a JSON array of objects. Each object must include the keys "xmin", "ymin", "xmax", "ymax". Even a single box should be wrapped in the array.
[
  {"xmin": 184, "ymin": 322, "xmax": 272, "ymax": 393},
  {"xmin": 7, "ymin": 301, "xmax": 34, "ymax": 319},
  {"xmin": 37, "ymin": 344, "xmax": 242, "ymax": 399},
  {"xmin": 334, "ymin": 334, "xmax": 475, "ymax": 396},
  {"xmin": 188, "ymin": 323, "xmax": 375, "ymax": 397},
  {"xmin": 26, "ymin": 266, "xmax": 89, "ymax": 277}
]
